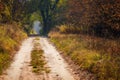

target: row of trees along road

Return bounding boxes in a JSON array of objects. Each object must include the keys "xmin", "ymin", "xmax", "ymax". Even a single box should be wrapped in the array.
[
  {"xmin": 63, "ymin": 0, "xmax": 120, "ymax": 38},
  {"xmin": 0, "ymin": 0, "xmax": 28, "ymax": 23},
  {"xmin": 27, "ymin": 0, "xmax": 66, "ymax": 35},
  {"xmin": 0, "ymin": 0, "xmax": 62, "ymax": 35},
  {"xmin": 1, "ymin": 0, "xmax": 119, "ymax": 37}
]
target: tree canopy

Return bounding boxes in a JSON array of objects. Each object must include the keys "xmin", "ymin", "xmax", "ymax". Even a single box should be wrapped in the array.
[{"xmin": 0, "ymin": 0, "xmax": 120, "ymax": 37}]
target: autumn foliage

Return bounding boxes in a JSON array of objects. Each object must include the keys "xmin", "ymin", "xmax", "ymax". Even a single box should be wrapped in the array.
[
  {"xmin": 49, "ymin": 0, "xmax": 120, "ymax": 80},
  {"xmin": 63, "ymin": 0, "xmax": 120, "ymax": 38},
  {"xmin": 0, "ymin": 23, "xmax": 27, "ymax": 74}
]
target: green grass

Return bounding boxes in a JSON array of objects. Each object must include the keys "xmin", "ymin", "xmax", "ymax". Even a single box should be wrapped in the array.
[
  {"xmin": 31, "ymin": 38, "xmax": 50, "ymax": 74},
  {"xmin": 49, "ymin": 32, "xmax": 120, "ymax": 80},
  {"xmin": 0, "ymin": 53, "xmax": 11, "ymax": 74},
  {"xmin": 31, "ymin": 50, "xmax": 50, "ymax": 74},
  {"xmin": 31, "ymin": 50, "xmax": 46, "ymax": 73}
]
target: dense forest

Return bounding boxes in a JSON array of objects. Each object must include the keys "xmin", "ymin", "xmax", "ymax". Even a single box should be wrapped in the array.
[
  {"xmin": 0, "ymin": 0, "xmax": 120, "ymax": 80},
  {"xmin": 1, "ymin": 0, "xmax": 119, "ymax": 37}
]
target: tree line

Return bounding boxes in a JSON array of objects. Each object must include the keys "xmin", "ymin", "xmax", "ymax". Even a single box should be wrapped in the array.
[
  {"xmin": 0, "ymin": 0, "xmax": 120, "ymax": 37},
  {"xmin": 0, "ymin": 0, "xmax": 62, "ymax": 34},
  {"xmin": 56, "ymin": 0, "xmax": 120, "ymax": 38}
]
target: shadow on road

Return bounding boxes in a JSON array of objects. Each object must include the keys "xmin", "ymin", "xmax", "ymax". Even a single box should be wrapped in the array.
[{"xmin": 28, "ymin": 34, "xmax": 40, "ymax": 37}]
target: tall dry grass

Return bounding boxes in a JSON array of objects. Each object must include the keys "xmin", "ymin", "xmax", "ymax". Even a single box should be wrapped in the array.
[
  {"xmin": 0, "ymin": 23, "xmax": 27, "ymax": 74},
  {"xmin": 49, "ymin": 31, "xmax": 120, "ymax": 80}
]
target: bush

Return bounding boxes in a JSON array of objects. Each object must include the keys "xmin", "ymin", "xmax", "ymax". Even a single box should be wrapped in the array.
[
  {"xmin": 0, "ymin": 37, "xmax": 17, "ymax": 53},
  {"xmin": 92, "ymin": 56, "xmax": 120, "ymax": 80},
  {"xmin": 0, "ymin": 23, "xmax": 27, "ymax": 74},
  {"xmin": 0, "ymin": 53, "xmax": 11, "ymax": 74},
  {"xmin": 58, "ymin": 25, "xmax": 81, "ymax": 34}
]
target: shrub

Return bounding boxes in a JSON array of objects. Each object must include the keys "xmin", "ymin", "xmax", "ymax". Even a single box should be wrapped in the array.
[
  {"xmin": 0, "ymin": 23, "xmax": 27, "ymax": 74},
  {"xmin": 0, "ymin": 53, "xmax": 11, "ymax": 74},
  {"xmin": 0, "ymin": 37, "xmax": 17, "ymax": 53},
  {"xmin": 58, "ymin": 25, "xmax": 81, "ymax": 34}
]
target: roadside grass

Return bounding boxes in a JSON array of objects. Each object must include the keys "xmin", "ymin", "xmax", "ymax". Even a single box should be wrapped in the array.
[
  {"xmin": 31, "ymin": 38, "xmax": 50, "ymax": 74},
  {"xmin": 0, "ymin": 23, "xmax": 27, "ymax": 74},
  {"xmin": 49, "ymin": 32, "xmax": 120, "ymax": 80},
  {"xmin": 0, "ymin": 53, "xmax": 11, "ymax": 74}
]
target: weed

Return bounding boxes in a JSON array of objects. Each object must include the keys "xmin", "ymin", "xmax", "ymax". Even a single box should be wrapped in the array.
[
  {"xmin": 49, "ymin": 32, "xmax": 120, "ymax": 80},
  {"xmin": 31, "ymin": 38, "xmax": 50, "ymax": 74},
  {"xmin": 0, "ymin": 23, "xmax": 27, "ymax": 74},
  {"xmin": 0, "ymin": 53, "xmax": 11, "ymax": 74}
]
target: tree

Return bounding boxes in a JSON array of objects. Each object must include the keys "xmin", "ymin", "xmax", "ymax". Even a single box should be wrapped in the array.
[
  {"xmin": 0, "ymin": 0, "xmax": 12, "ymax": 23},
  {"xmin": 62, "ymin": 0, "xmax": 120, "ymax": 37},
  {"xmin": 90, "ymin": 0, "xmax": 120, "ymax": 37},
  {"xmin": 38, "ymin": 0, "xmax": 59, "ymax": 34},
  {"xmin": 0, "ymin": 0, "xmax": 28, "ymax": 23}
]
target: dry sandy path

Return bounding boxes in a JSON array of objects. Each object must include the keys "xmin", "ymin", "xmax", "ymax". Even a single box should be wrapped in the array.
[
  {"xmin": 40, "ymin": 37, "xmax": 75, "ymax": 80},
  {"xmin": 0, "ymin": 37, "xmax": 35, "ymax": 80},
  {"xmin": 0, "ymin": 37, "xmax": 75, "ymax": 80}
]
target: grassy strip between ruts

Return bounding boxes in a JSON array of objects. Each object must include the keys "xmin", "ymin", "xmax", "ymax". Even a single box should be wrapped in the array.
[{"xmin": 31, "ymin": 37, "xmax": 50, "ymax": 74}]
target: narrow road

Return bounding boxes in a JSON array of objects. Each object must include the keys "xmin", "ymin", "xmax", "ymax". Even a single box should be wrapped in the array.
[
  {"xmin": 0, "ymin": 37, "xmax": 34, "ymax": 80},
  {"xmin": 40, "ymin": 37, "xmax": 75, "ymax": 80},
  {"xmin": 0, "ymin": 37, "xmax": 75, "ymax": 80}
]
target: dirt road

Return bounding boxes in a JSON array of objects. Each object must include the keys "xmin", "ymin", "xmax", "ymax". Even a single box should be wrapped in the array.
[
  {"xmin": 40, "ymin": 37, "xmax": 75, "ymax": 80},
  {"xmin": 0, "ymin": 38, "xmax": 35, "ymax": 80},
  {"xmin": 0, "ymin": 37, "xmax": 75, "ymax": 80}
]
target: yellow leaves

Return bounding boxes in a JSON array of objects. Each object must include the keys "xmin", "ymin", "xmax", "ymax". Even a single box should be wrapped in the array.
[
  {"xmin": 0, "ymin": 37, "xmax": 17, "ymax": 53},
  {"xmin": 57, "ymin": 0, "xmax": 66, "ymax": 7},
  {"xmin": 0, "ymin": 24, "xmax": 27, "ymax": 53},
  {"xmin": 3, "ymin": 4, "xmax": 11, "ymax": 19},
  {"xmin": 0, "ymin": 2, "xmax": 12, "ymax": 22},
  {"xmin": 58, "ymin": 25, "xmax": 67, "ymax": 33},
  {"xmin": 0, "ymin": 23, "xmax": 27, "ymax": 75},
  {"xmin": 58, "ymin": 25, "xmax": 82, "ymax": 33},
  {"xmin": 0, "ymin": 53, "xmax": 11, "ymax": 74}
]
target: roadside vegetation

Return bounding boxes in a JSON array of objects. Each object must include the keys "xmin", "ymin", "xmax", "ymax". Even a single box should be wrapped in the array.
[
  {"xmin": 48, "ymin": 0, "xmax": 120, "ymax": 80},
  {"xmin": 0, "ymin": 0, "xmax": 120, "ymax": 80},
  {"xmin": 0, "ymin": 23, "xmax": 27, "ymax": 74},
  {"xmin": 49, "ymin": 29, "xmax": 120, "ymax": 80},
  {"xmin": 0, "ymin": 0, "xmax": 37, "ymax": 74},
  {"xmin": 31, "ymin": 38, "xmax": 50, "ymax": 74}
]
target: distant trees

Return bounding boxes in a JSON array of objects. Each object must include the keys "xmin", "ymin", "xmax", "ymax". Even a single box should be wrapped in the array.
[
  {"xmin": 93, "ymin": 0, "xmax": 120, "ymax": 29},
  {"xmin": 38, "ymin": 0, "xmax": 60, "ymax": 34},
  {"xmin": 0, "ymin": 0, "xmax": 33, "ymax": 23},
  {"xmin": 1, "ymin": 0, "xmax": 119, "ymax": 37},
  {"xmin": 0, "ymin": 0, "xmax": 29, "ymax": 23},
  {"xmin": 92, "ymin": 0, "xmax": 120, "ymax": 37},
  {"xmin": 60, "ymin": 0, "xmax": 120, "ymax": 38},
  {"xmin": 0, "ymin": 0, "xmax": 65, "ymax": 34},
  {"xmin": 0, "ymin": 0, "xmax": 12, "ymax": 22}
]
